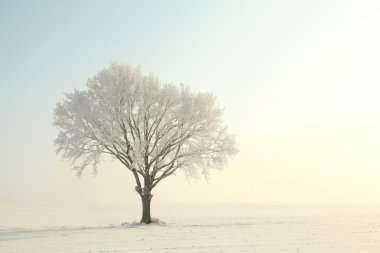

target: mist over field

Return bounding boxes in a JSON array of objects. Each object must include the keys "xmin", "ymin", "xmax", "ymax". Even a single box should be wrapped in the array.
[{"xmin": 1, "ymin": 0, "xmax": 380, "ymax": 252}]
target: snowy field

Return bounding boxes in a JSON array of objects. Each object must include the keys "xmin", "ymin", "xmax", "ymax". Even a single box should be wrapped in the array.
[{"xmin": 1, "ymin": 203, "xmax": 380, "ymax": 253}]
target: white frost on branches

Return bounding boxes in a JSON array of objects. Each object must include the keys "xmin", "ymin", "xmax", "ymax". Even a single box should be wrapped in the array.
[{"xmin": 53, "ymin": 64, "xmax": 237, "ymax": 190}]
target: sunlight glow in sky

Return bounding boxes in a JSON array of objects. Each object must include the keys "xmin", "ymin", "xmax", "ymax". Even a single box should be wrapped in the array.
[{"xmin": 0, "ymin": 0, "xmax": 379, "ymax": 205}]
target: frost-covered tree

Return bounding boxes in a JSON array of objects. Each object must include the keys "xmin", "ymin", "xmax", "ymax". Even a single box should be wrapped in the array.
[{"xmin": 53, "ymin": 64, "xmax": 237, "ymax": 223}]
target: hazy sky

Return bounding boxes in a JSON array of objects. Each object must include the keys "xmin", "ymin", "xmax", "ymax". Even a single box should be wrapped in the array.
[{"xmin": 1, "ymin": 0, "xmax": 379, "ymax": 205}]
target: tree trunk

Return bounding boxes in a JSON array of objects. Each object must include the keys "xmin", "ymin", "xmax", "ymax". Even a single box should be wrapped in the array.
[{"xmin": 140, "ymin": 193, "xmax": 153, "ymax": 224}]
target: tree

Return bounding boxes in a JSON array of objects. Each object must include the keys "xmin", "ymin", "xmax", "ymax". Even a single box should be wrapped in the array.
[{"xmin": 53, "ymin": 64, "xmax": 237, "ymax": 223}]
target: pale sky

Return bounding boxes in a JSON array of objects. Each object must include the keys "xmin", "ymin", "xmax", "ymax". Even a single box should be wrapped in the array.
[{"xmin": 0, "ymin": 0, "xmax": 379, "ymax": 205}]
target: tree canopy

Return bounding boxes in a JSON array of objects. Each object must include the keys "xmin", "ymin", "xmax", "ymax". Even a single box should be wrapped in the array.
[{"xmin": 53, "ymin": 63, "xmax": 237, "ymax": 222}]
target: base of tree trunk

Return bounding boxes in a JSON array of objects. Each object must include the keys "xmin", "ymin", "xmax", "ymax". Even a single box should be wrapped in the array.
[{"xmin": 140, "ymin": 193, "xmax": 153, "ymax": 224}]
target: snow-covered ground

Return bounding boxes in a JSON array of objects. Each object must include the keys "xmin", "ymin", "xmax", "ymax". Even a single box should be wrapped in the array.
[{"xmin": 1, "ymin": 203, "xmax": 379, "ymax": 252}]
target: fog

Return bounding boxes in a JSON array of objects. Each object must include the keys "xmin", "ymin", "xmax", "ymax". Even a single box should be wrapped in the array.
[{"xmin": 1, "ymin": 0, "xmax": 380, "ymax": 207}]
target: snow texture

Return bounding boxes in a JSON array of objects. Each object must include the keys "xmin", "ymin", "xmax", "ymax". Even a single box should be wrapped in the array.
[{"xmin": 1, "ymin": 204, "xmax": 379, "ymax": 253}]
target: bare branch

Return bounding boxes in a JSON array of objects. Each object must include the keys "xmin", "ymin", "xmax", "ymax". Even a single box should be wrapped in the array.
[{"xmin": 53, "ymin": 63, "xmax": 237, "ymax": 191}]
